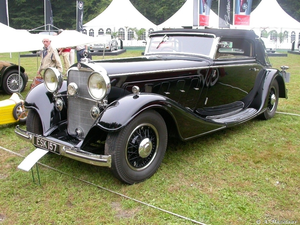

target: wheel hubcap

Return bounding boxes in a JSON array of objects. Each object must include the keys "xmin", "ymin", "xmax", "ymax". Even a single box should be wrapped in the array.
[
  {"xmin": 268, "ymin": 89, "xmax": 277, "ymax": 112},
  {"xmin": 126, "ymin": 124, "xmax": 158, "ymax": 171},
  {"xmin": 139, "ymin": 138, "xmax": 152, "ymax": 158},
  {"xmin": 270, "ymin": 93, "xmax": 276, "ymax": 106}
]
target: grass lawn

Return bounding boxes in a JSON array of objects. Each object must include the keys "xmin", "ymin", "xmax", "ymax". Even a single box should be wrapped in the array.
[{"xmin": 0, "ymin": 51, "xmax": 299, "ymax": 225}]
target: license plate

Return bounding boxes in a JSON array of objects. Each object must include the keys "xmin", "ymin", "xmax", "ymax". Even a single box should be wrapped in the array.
[{"xmin": 34, "ymin": 137, "xmax": 59, "ymax": 153}]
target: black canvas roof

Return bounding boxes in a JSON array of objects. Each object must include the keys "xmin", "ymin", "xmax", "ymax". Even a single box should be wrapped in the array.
[{"xmin": 151, "ymin": 28, "xmax": 258, "ymax": 40}]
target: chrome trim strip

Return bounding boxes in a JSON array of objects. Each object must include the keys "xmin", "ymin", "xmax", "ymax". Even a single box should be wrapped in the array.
[
  {"xmin": 109, "ymin": 63, "xmax": 259, "ymax": 78},
  {"xmin": 15, "ymin": 126, "xmax": 111, "ymax": 168},
  {"xmin": 109, "ymin": 66, "xmax": 210, "ymax": 78}
]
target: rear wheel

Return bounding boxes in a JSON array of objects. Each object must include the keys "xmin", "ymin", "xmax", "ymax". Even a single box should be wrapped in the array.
[
  {"xmin": 2, "ymin": 70, "xmax": 27, "ymax": 94},
  {"xmin": 259, "ymin": 79, "xmax": 279, "ymax": 120},
  {"xmin": 105, "ymin": 110, "xmax": 168, "ymax": 184},
  {"xmin": 26, "ymin": 110, "xmax": 43, "ymax": 134}
]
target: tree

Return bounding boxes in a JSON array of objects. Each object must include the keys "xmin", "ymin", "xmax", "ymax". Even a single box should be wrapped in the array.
[
  {"xmin": 133, "ymin": 28, "xmax": 146, "ymax": 40},
  {"xmin": 7, "ymin": 0, "xmax": 300, "ymax": 30}
]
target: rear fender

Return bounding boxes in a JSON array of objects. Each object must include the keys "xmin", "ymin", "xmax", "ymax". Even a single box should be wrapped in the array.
[
  {"xmin": 260, "ymin": 69, "xmax": 287, "ymax": 110},
  {"xmin": 0, "ymin": 65, "xmax": 26, "ymax": 88},
  {"xmin": 3, "ymin": 65, "xmax": 25, "ymax": 74}
]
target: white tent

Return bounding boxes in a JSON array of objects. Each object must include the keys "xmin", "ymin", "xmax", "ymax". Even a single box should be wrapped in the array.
[
  {"xmin": 51, "ymin": 30, "xmax": 98, "ymax": 49},
  {"xmin": 158, "ymin": 0, "xmax": 219, "ymax": 29},
  {"xmin": 249, "ymin": 0, "xmax": 300, "ymax": 49},
  {"xmin": 0, "ymin": 23, "xmax": 42, "ymax": 53},
  {"xmin": 250, "ymin": 0, "xmax": 300, "ymax": 29},
  {"xmin": 83, "ymin": 0, "xmax": 157, "ymax": 46},
  {"xmin": 0, "ymin": 23, "xmax": 98, "ymax": 53}
]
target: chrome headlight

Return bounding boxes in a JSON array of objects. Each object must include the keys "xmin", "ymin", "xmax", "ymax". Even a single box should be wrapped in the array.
[
  {"xmin": 43, "ymin": 68, "xmax": 63, "ymax": 93},
  {"xmin": 87, "ymin": 72, "xmax": 111, "ymax": 100}
]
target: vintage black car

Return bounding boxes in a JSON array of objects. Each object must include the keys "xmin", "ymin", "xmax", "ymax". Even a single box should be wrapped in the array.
[
  {"xmin": 0, "ymin": 61, "xmax": 28, "ymax": 94},
  {"xmin": 16, "ymin": 29, "xmax": 288, "ymax": 184}
]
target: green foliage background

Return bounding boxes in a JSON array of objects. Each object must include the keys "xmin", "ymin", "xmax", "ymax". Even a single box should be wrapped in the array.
[{"xmin": 7, "ymin": 0, "xmax": 300, "ymax": 30}]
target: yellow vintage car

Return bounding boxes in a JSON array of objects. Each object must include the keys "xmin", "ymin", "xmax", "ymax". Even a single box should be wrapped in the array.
[{"xmin": 0, "ymin": 93, "xmax": 27, "ymax": 125}]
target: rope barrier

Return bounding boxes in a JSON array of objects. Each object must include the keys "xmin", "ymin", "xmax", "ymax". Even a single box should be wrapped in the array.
[
  {"xmin": 0, "ymin": 145, "xmax": 208, "ymax": 225},
  {"xmin": 276, "ymin": 111, "xmax": 300, "ymax": 117}
]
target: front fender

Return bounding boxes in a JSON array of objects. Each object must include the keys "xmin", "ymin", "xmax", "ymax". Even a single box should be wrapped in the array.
[
  {"xmin": 97, "ymin": 93, "xmax": 168, "ymax": 131},
  {"xmin": 25, "ymin": 81, "xmax": 67, "ymax": 134},
  {"xmin": 96, "ymin": 93, "xmax": 223, "ymax": 140}
]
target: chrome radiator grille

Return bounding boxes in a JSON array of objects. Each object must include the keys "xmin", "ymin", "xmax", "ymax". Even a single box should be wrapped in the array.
[{"xmin": 67, "ymin": 70, "xmax": 96, "ymax": 138}]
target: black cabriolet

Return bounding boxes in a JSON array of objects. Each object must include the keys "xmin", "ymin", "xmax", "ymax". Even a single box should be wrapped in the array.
[{"xmin": 16, "ymin": 28, "xmax": 288, "ymax": 184}]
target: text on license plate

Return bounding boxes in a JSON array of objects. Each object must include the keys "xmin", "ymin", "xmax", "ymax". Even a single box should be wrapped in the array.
[{"xmin": 34, "ymin": 137, "xmax": 58, "ymax": 152}]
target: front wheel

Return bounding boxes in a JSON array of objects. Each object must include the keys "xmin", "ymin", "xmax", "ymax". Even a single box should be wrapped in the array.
[
  {"xmin": 105, "ymin": 110, "xmax": 168, "ymax": 184},
  {"xmin": 259, "ymin": 79, "xmax": 279, "ymax": 120},
  {"xmin": 26, "ymin": 109, "xmax": 43, "ymax": 134}
]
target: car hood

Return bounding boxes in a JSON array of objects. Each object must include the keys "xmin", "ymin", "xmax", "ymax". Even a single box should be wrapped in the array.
[{"xmin": 93, "ymin": 55, "xmax": 211, "ymax": 76}]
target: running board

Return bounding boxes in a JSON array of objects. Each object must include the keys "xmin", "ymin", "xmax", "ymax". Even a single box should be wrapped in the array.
[
  {"xmin": 209, "ymin": 108, "xmax": 257, "ymax": 124},
  {"xmin": 196, "ymin": 101, "xmax": 244, "ymax": 117}
]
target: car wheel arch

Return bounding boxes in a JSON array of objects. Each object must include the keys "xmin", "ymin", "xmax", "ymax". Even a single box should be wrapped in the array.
[
  {"xmin": 81, "ymin": 107, "xmax": 177, "ymax": 154},
  {"xmin": 275, "ymin": 74, "xmax": 287, "ymax": 99}
]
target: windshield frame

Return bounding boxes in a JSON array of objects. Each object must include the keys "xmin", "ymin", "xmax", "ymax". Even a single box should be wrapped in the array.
[{"xmin": 145, "ymin": 32, "xmax": 218, "ymax": 59}]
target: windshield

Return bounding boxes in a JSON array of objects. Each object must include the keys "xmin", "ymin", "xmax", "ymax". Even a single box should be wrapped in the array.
[{"xmin": 145, "ymin": 35, "xmax": 215, "ymax": 57}]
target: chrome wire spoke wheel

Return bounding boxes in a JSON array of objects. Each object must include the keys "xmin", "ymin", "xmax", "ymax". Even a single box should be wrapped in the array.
[
  {"xmin": 125, "ymin": 123, "xmax": 158, "ymax": 171},
  {"xmin": 7, "ymin": 73, "xmax": 23, "ymax": 92},
  {"xmin": 105, "ymin": 110, "xmax": 168, "ymax": 184}
]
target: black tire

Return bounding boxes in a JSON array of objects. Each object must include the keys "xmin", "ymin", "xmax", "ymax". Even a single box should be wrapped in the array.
[
  {"xmin": 259, "ymin": 79, "xmax": 279, "ymax": 120},
  {"xmin": 2, "ymin": 70, "xmax": 26, "ymax": 94},
  {"xmin": 13, "ymin": 102, "xmax": 28, "ymax": 123},
  {"xmin": 26, "ymin": 109, "xmax": 43, "ymax": 134},
  {"xmin": 105, "ymin": 110, "xmax": 168, "ymax": 184}
]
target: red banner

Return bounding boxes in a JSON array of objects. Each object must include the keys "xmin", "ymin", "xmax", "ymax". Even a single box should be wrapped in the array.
[
  {"xmin": 199, "ymin": 0, "xmax": 212, "ymax": 26},
  {"xmin": 234, "ymin": 0, "xmax": 253, "ymax": 26},
  {"xmin": 199, "ymin": 15, "xmax": 209, "ymax": 26},
  {"xmin": 234, "ymin": 15, "xmax": 250, "ymax": 26}
]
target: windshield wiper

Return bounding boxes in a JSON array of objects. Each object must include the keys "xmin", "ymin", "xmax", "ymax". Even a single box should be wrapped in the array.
[{"xmin": 156, "ymin": 35, "xmax": 168, "ymax": 49}]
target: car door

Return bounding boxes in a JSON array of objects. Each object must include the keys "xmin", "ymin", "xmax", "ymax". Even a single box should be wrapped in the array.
[{"xmin": 196, "ymin": 38, "xmax": 262, "ymax": 112}]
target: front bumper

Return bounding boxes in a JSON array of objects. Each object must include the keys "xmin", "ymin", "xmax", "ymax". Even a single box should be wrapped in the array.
[{"xmin": 15, "ymin": 125, "xmax": 111, "ymax": 168}]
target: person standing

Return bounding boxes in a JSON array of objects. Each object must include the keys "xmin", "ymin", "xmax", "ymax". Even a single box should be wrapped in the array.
[
  {"xmin": 57, "ymin": 29, "xmax": 75, "ymax": 67},
  {"xmin": 69, "ymin": 49, "xmax": 75, "ymax": 65},
  {"xmin": 37, "ymin": 38, "xmax": 63, "ymax": 75},
  {"xmin": 59, "ymin": 47, "xmax": 71, "ymax": 75},
  {"xmin": 76, "ymin": 44, "xmax": 87, "ymax": 63}
]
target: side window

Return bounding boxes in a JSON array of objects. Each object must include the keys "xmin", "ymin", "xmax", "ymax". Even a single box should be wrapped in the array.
[{"xmin": 216, "ymin": 39, "xmax": 252, "ymax": 59}]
